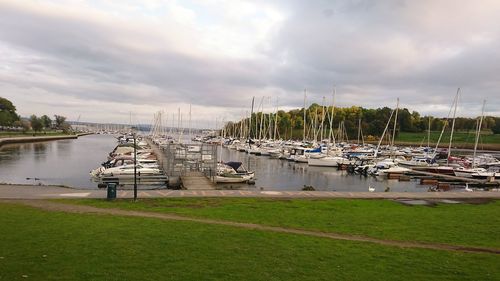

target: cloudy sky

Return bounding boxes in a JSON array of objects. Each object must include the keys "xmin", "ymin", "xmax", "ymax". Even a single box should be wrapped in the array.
[{"xmin": 1, "ymin": 0, "xmax": 499, "ymax": 127}]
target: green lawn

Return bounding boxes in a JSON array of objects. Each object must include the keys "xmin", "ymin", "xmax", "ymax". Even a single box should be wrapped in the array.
[
  {"xmin": 396, "ymin": 131, "xmax": 500, "ymax": 145},
  {"xmin": 61, "ymin": 198, "xmax": 500, "ymax": 249},
  {"xmin": 0, "ymin": 131, "xmax": 73, "ymax": 138},
  {"xmin": 1, "ymin": 202, "xmax": 499, "ymax": 281}
]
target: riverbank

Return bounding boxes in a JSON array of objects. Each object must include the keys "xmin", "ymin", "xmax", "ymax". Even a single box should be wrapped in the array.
[
  {"xmin": 0, "ymin": 133, "xmax": 93, "ymax": 147},
  {"xmin": 391, "ymin": 141, "xmax": 500, "ymax": 151}
]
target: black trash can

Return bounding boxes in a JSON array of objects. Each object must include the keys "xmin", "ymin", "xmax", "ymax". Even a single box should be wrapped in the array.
[{"xmin": 107, "ymin": 183, "xmax": 117, "ymax": 200}]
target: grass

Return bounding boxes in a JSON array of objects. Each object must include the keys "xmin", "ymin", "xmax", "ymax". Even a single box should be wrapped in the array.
[
  {"xmin": 396, "ymin": 131, "xmax": 500, "ymax": 145},
  {"xmin": 1, "ymin": 202, "xmax": 499, "ymax": 281},
  {"xmin": 0, "ymin": 131, "xmax": 74, "ymax": 138},
  {"xmin": 60, "ymin": 198, "xmax": 500, "ymax": 249}
]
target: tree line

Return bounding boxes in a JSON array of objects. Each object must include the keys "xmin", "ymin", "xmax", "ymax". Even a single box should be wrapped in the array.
[
  {"xmin": 0, "ymin": 97, "xmax": 71, "ymax": 133},
  {"xmin": 224, "ymin": 103, "xmax": 500, "ymax": 140}
]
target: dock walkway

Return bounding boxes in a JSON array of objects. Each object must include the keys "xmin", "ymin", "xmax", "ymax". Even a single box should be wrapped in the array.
[{"xmin": 181, "ymin": 172, "xmax": 215, "ymax": 190}]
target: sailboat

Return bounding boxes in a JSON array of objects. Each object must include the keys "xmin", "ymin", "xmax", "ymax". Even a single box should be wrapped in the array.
[{"xmin": 454, "ymin": 100, "xmax": 488, "ymax": 178}]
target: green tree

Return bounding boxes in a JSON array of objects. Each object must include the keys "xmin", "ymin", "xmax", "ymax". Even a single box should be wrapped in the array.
[
  {"xmin": 0, "ymin": 97, "xmax": 20, "ymax": 126},
  {"xmin": 54, "ymin": 115, "xmax": 66, "ymax": 129},
  {"xmin": 30, "ymin": 115, "xmax": 43, "ymax": 132},
  {"xmin": 40, "ymin": 115, "xmax": 52, "ymax": 129},
  {"xmin": 492, "ymin": 118, "xmax": 500, "ymax": 134}
]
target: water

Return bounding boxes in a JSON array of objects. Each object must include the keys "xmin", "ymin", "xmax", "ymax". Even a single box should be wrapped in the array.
[
  {"xmin": 0, "ymin": 134, "xmax": 425, "ymax": 191},
  {"xmin": 219, "ymin": 148, "xmax": 425, "ymax": 192},
  {"xmin": 0, "ymin": 134, "xmax": 116, "ymax": 188}
]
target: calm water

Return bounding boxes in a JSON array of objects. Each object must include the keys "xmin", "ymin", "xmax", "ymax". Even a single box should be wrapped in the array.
[
  {"xmin": 219, "ymin": 148, "xmax": 425, "ymax": 192},
  {"xmin": 1, "ymin": 134, "xmax": 425, "ymax": 191},
  {"xmin": 0, "ymin": 134, "xmax": 116, "ymax": 188}
]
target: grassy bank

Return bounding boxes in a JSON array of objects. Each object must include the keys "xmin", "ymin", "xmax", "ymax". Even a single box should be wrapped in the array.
[
  {"xmin": 0, "ymin": 131, "xmax": 74, "ymax": 139},
  {"xmin": 62, "ymin": 198, "xmax": 500, "ymax": 249},
  {"xmin": 396, "ymin": 131, "xmax": 500, "ymax": 145},
  {"xmin": 1, "ymin": 202, "xmax": 499, "ymax": 281}
]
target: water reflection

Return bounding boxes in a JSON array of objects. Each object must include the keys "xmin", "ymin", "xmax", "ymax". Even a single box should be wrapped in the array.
[
  {"xmin": 219, "ymin": 147, "xmax": 424, "ymax": 192},
  {"xmin": 0, "ymin": 135, "xmax": 117, "ymax": 188},
  {"xmin": 33, "ymin": 143, "xmax": 48, "ymax": 162}
]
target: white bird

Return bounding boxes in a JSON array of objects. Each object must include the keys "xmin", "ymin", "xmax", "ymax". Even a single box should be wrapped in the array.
[
  {"xmin": 465, "ymin": 183, "xmax": 473, "ymax": 192},
  {"xmin": 368, "ymin": 185, "xmax": 375, "ymax": 192}
]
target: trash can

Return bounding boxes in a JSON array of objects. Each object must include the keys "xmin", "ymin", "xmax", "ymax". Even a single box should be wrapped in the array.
[{"xmin": 107, "ymin": 183, "xmax": 117, "ymax": 200}]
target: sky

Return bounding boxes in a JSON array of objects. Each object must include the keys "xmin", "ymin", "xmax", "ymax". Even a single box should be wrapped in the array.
[{"xmin": 0, "ymin": 0, "xmax": 499, "ymax": 128}]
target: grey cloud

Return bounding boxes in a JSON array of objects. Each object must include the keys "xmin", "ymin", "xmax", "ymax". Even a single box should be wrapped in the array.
[{"xmin": 0, "ymin": 0, "xmax": 499, "ymax": 124}]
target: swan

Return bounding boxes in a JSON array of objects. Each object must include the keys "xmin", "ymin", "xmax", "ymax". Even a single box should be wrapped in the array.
[
  {"xmin": 464, "ymin": 183, "xmax": 473, "ymax": 192},
  {"xmin": 368, "ymin": 185, "xmax": 375, "ymax": 192}
]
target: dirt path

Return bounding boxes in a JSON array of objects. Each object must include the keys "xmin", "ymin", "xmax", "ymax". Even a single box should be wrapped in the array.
[{"xmin": 2, "ymin": 199, "xmax": 499, "ymax": 255}]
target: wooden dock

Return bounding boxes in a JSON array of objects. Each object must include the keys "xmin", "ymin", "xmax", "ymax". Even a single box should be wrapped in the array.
[{"xmin": 181, "ymin": 171, "xmax": 215, "ymax": 190}]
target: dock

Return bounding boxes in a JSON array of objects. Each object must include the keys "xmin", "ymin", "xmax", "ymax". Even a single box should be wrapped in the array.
[
  {"xmin": 181, "ymin": 171, "xmax": 215, "ymax": 190},
  {"xmin": 407, "ymin": 169, "xmax": 495, "ymax": 183},
  {"xmin": 146, "ymin": 139, "xmax": 218, "ymax": 189}
]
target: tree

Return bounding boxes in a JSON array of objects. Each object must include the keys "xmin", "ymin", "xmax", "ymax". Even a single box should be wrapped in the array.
[
  {"xmin": 492, "ymin": 118, "xmax": 500, "ymax": 134},
  {"xmin": 30, "ymin": 115, "xmax": 43, "ymax": 132},
  {"xmin": 54, "ymin": 115, "xmax": 66, "ymax": 129},
  {"xmin": 40, "ymin": 115, "xmax": 52, "ymax": 129},
  {"xmin": 0, "ymin": 97, "xmax": 20, "ymax": 126},
  {"xmin": 13, "ymin": 120, "xmax": 30, "ymax": 133}
]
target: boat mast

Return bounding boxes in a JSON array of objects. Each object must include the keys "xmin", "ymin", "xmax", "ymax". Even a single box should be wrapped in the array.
[
  {"xmin": 357, "ymin": 118, "xmax": 361, "ymax": 145},
  {"xmin": 303, "ymin": 89, "xmax": 307, "ymax": 143},
  {"xmin": 374, "ymin": 102, "xmax": 396, "ymax": 158},
  {"xmin": 274, "ymin": 97, "xmax": 279, "ymax": 140},
  {"xmin": 427, "ymin": 116, "xmax": 431, "ymax": 148},
  {"xmin": 330, "ymin": 87, "xmax": 336, "ymax": 146},
  {"xmin": 472, "ymin": 100, "xmax": 486, "ymax": 169},
  {"xmin": 447, "ymin": 88, "xmax": 460, "ymax": 164},
  {"xmin": 248, "ymin": 97, "xmax": 255, "ymax": 144},
  {"xmin": 188, "ymin": 104, "xmax": 192, "ymax": 142},
  {"xmin": 390, "ymin": 98, "xmax": 399, "ymax": 159},
  {"xmin": 320, "ymin": 96, "xmax": 326, "ymax": 143}
]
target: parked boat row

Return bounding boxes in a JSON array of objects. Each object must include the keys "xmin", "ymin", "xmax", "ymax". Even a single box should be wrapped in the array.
[{"xmin": 90, "ymin": 134, "xmax": 167, "ymax": 187}]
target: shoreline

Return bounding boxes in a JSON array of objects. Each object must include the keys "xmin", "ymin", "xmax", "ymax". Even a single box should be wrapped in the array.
[
  {"xmin": 0, "ymin": 133, "xmax": 93, "ymax": 147},
  {"xmin": 365, "ymin": 140, "xmax": 500, "ymax": 151},
  {"xmin": 1, "ymin": 183, "xmax": 499, "ymax": 199}
]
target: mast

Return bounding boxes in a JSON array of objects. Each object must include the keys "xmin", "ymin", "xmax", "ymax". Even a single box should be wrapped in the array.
[
  {"xmin": 472, "ymin": 100, "xmax": 486, "ymax": 168},
  {"xmin": 320, "ymin": 96, "xmax": 326, "ymax": 142},
  {"xmin": 357, "ymin": 118, "xmax": 361, "ymax": 145},
  {"xmin": 374, "ymin": 103, "xmax": 396, "ymax": 158},
  {"xmin": 390, "ymin": 98, "xmax": 399, "ymax": 159},
  {"xmin": 274, "ymin": 98, "xmax": 279, "ymax": 140},
  {"xmin": 303, "ymin": 89, "xmax": 307, "ymax": 142},
  {"xmin": 447, "ymin": 88, "xmax": 460, "ymax": 164},
  {"xmin": 330, "ymin": 87, "xmax": 336, "ymax": 146},
  {"xmin": 188, "ymin": 104, "xmax": 192, "ymax": 142},
  {"xmin": 427, "ymin": 116, "xmax": 431, "ymax": 148},
  {"xmin": 248, "ymin": 97, "xmax": 255, "ymax": 143}
]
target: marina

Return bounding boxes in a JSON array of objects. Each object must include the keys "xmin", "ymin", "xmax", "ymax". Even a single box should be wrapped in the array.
[{"xmin": 0, "ymin": 131, "xmax": 498, "ymax": 192}]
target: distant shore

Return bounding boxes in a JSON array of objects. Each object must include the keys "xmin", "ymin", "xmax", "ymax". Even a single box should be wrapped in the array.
[
  {"xmin": 0, "ymin": 133, "xmax": 93, "ymax": 147},
  {"xmin": 365, "ymin": 141, "xmax": 500, "ymax": 151}
]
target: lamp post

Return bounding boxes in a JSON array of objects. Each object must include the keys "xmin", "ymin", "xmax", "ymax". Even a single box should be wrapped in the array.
[{"xmin": 131, "ymin": 127, "xmax": 138, "ymax": 201}]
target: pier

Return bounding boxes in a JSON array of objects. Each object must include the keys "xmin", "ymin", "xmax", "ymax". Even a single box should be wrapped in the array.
[
  {"xmin": 407, "ymin": 169, "xmax": 499, "ymax": 186},
  {"xmin": 146, "ymin": 138, "xmax": 218, "ymax": 189},
  {"xmin": 181, "ymin": 171, "xmax": 216, "ymax": 190}
]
